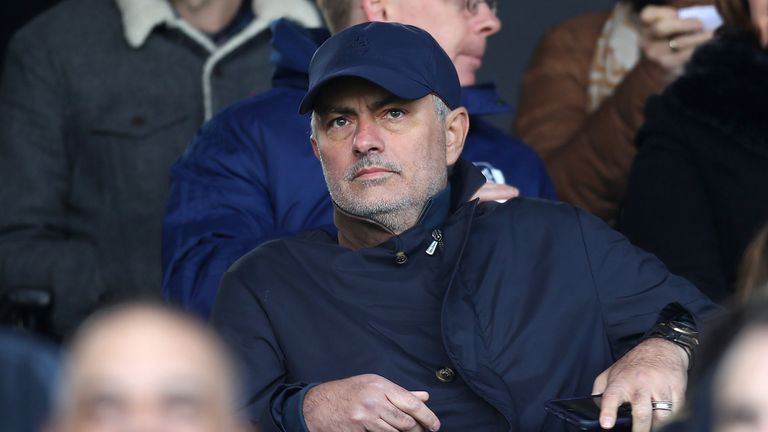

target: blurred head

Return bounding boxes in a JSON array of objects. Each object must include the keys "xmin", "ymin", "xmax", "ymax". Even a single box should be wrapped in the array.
[
  {"xmin": 714, "ymin": 323, "xmax": 768, "ymax": 431},
  {"xmin": 303, "ymin": 23, "xmax": 468, "ymax": 233},
  {"xmin": 716, "ymin": 0, "xmax": 768, "ymax": 46},
  {"xmin": 669, "ymin": 302, "xmax": 768, "ymax": 432},
  {"xmin": 315, "ymin": 0, "xmax": 501, "ymax": 86},
  {"xmin": 737, "ymin": 223, "xmax": 768, "ymax": 302},
  {"xmin": 49, "ymin": 303, "xmax": 245, "ymax": 432}
]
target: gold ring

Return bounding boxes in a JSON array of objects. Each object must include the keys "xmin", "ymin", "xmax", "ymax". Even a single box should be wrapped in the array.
[{"xmin": 668, "ymin": 38, "xmax": 679, "ymax": 53}]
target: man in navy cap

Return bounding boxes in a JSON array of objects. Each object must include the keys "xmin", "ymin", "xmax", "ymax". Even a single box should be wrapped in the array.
[
  {"xmin": 213, "ymin": 22, "xmax": 716, "ymax": 432},
  {"xmin": 162, "ymin": 0, "xmax": 556, "ymax": 319}
]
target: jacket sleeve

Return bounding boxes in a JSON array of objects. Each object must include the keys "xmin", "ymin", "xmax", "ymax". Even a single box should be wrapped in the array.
[
  {"xmin": 0, "ymin": 29, "xmax": 104, "ymax": 334},
  {"xmin": 162, "ymin": 114, "xmax": 290, "ymax": 318},
  {"xmin": 514, "ymin": 15, "xmax": 668, "ymax": 224},
  {"xmin": 620, "ymin": 96, "xmax": 727, "ymax": 302},
  {"xmin": 573, "ymin": 206, "xmax": 719, "ymax": 358},
  {"xmin": 212, "ymin": 269, "xmax": 289, "ymax": 426}
]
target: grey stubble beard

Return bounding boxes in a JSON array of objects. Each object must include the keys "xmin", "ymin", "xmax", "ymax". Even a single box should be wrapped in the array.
[{"xmin": 319, "ymin": 150, "xmax": 447, "ymax": 234}]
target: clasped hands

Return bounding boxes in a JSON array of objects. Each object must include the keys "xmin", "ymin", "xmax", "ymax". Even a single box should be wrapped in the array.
[{"xmin": 302, "ymin": 338, "xmax": 689, "ymax": 432}]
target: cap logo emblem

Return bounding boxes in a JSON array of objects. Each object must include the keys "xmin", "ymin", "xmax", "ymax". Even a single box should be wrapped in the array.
[{"xmin": 350, "ymin": 35, "xmax": 369, "ymax": 55}]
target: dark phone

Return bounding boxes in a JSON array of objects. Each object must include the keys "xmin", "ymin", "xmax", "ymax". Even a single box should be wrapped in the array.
[{"xmin": 545, "ymin": 395, "xmax": 632, "ymax": 431}]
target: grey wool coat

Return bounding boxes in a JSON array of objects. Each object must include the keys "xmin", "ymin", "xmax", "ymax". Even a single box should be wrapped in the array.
[{"xmin": 0, "ymin": 0, "xmax": 321, "ymax": 335}]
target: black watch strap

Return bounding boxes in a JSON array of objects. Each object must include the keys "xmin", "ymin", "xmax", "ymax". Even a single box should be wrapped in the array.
[{"xmin": 642, "ymin": 303, "xmax": 700, "ymax": 366}]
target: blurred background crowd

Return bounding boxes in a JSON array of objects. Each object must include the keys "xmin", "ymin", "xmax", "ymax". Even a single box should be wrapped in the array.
[{"xmin": 1, "ymin": 0, "xmax": 767, "ymax": 431}]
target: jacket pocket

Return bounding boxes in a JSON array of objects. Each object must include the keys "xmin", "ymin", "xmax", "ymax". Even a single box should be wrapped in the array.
[
  {"xmin": 76, "ymin": 110, "xmax": 192, "ymax": 296},
  {"xmin": 85, "ymin": 110, "xmax": 191, "ymax": 205}
]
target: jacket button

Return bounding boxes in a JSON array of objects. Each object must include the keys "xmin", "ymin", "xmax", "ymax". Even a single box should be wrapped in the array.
[
  {"xmin": 435, "ymin": 367, "xmax": 456, "ymax": 383},
  {"xmin": 130, "ymin": 115, "xmax": 145, "ymax": 127},
  {"xmin": 394, "ymin": 251, "xmax": 407, "ymax": 265}
]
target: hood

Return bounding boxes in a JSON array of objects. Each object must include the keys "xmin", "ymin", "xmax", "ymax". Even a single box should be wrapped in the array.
[
  {"xmin": 270, "ymin": 18, "xmax": 330, "ymax": 90},
  {"xmin": 664, "ymin": 32, "xmax": 768, "ymax": 156},
  {"xmin": 269, "ymin": 19, "xmax": 512, "ymax": 116}
]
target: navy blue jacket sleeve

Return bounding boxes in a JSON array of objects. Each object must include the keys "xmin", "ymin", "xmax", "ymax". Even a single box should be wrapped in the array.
[
  {"xmin": 162, "ymin": 115, "xmax": 292, "ymax": 318},
  {"xmin": 212, "ymin": 269, "xmax": 289, "ymax": 424},
  {"xmin": 574, "ymin": 207, "xmax": 719, "ymax": 358}
]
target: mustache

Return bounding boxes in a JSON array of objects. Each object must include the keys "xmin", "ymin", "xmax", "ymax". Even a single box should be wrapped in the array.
[{"xmin": 344, "ymin": 156, "xmax": 402, "ymax": 181}]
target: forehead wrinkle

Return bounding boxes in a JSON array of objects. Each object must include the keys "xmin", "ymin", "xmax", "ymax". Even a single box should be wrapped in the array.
[{"xmin": 368, "ymin": 95, "xmax": 411, "ymax": 111}]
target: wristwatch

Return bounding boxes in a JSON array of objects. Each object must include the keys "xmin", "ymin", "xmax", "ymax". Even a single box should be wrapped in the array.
[{"xmin": 645, "ymin": 320, "xmax": 699, "ymax": 370}]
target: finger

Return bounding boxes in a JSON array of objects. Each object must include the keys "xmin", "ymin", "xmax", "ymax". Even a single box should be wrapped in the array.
[
  {"xmin": 599, "ymin": 386, "xmax": 630, "ymax": 429},
  {"xmin": 386, "ymin": 391, "xmax": 440, "ymax": 431},
  {"xmin": 668, "ymin": 30, "xmax": 714, "ymax": 52},
  {"xmin": 592, "ymin": 370, "xmax": 609, "ymax": 395},
  {"xmin": 652, "ymin": 405, "xmax": 674, "ymax": 429},
  {"xmin": 650, "ymin": 18, "xmax": 703, "ymax": 39},
  {"xmin": 650, "ymin": 391, "xmax": 675, "ymax": 429},
  {"xmin": 630, "ymin": 389, "xmax": 653, "ymax": 432},
  {"xmin": 379, "ymin": 404, "xmax": 420, "ymax": 431},
  {"xmin": 410, "ymin": 391, "xmax": 430, "ymax": 402},
  {"xmin": 640, "ymin": 5, "xmax": 678, "ymax": 23},
  {"xmin": 472, "ymin": 183, "xmax": 520, "ymax": 203},
  {"xmin": 372, "ymin": 418, "xmax": 403, "ymax": 432}
]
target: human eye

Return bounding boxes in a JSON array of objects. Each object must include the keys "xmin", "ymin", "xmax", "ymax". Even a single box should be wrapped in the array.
[
  {"xmin": 164, "ymin": 394, "xmax": 204, "ymax": 419},
  {"xmin": 716, "ymin": 404, "xmax": 760, "ymax": 427},
  {"xmin": 329, "ymin": 117, "xmax": 349, "ymax": 128},
  {"xmin": 384, "ymin": 108, "xmax": 406, "ymax": 120},
  {"xmin": 82, "ymin": 395, "xmax": 124, "ymax": 422}
]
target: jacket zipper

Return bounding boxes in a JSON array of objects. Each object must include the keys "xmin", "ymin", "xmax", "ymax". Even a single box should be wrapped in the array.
[{"xmin": 425, "ymin": 228, "xmax": 443, "ymax": 256}]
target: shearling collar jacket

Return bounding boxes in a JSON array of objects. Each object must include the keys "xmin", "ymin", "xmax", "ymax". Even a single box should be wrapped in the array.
[
  {"xmin": 116, "ymin": 0, "xmax": 321, "ymax": 49},
  {"xmin": 0, "ymin": 0, "xmax": 319, "ymax": 335},
  {"xmin": 115, "ymin": 0, "xmax": 321, "ymax": 118}
]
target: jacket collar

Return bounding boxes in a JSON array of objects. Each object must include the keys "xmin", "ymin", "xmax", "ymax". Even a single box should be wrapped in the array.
[
  {"xmin": 115, "ymin": 0, "xmax": 321, "ymax": 49},
  {"xmin": 333, "ymin": 159, "xmax": 486, "ymax": 250},
  {"xmin": 269, "ymin": 19, "xmax": 511, "ymax": 116}
]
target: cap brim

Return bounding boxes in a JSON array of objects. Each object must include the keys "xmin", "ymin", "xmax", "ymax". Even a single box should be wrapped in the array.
[{"xmin": 299, "ymin": 65, "xmax": 433, "ymax": 114}]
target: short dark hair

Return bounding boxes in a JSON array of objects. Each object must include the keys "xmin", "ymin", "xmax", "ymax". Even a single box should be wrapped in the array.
[
  {"xmin": 716, "ymin": 0, "xmax": 756, "ymax": 36},
  {"xmin": 317, "ymin": 0, "xmax": 354, "ymax": 33}
]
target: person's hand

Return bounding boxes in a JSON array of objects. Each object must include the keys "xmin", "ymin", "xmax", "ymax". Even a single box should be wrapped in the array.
[
  {"xmin": 303, "ymin": 374, "xmax": 441, "ymax": 432},
  {"xmin": 639, "ymin": 5, "xmax": 714, "ymax": 82},
  {"xmin": 592, "ymin": 338, "xmax": 689, "ymax": 431},
  {"xmin": 471, "ymin": 182, "xmax": 519, "ymax": 203}
]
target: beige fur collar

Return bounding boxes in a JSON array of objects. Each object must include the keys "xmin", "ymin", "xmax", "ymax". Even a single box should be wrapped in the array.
[{"xmin": 115, "ymin": 0, "xmax": 322, "ymax": 48}]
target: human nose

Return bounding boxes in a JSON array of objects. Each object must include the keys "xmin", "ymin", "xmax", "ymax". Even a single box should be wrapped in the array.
[
  {"xmin": 351, "ymin": 116, "xmax": 384, "ymax": 156},
  {"xmin": 473, "ymin": 2, "xmax": 501, "ymax": 35}
]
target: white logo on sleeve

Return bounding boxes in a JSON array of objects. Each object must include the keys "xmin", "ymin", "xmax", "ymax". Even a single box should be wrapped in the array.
[{"xmin": 473, "ymin": 162, "xmax": 506, "ymax": 184}]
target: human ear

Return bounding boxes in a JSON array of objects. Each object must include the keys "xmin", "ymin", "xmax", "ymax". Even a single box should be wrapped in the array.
[
  {"xmin": 444, "ymin": 107, "xmax": 469, "ymax": 165},
  {"xmin": 310, "ymin": 135, "xmax": 322, "ymax": 161},
  {"xmin": 361, "ymin": 0, "xmax": 389, "ymax": 21}
]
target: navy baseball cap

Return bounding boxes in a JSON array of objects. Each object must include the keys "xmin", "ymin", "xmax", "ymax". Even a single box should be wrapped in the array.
[{"xmin": 298, "ymin": 22, "xmax": 461, "ymax": 114}]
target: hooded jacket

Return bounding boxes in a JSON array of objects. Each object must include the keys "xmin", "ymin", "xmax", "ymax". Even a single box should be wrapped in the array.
[
  {"xmin": 0, "ymin": 0, "xmax": 320, "ymax": 335},
  {"xmin": 621, "ymin": 32, "xmax": 768, "ymax": 303},
  {"xmin": 212, "ymin": 159, "xmax": 716, "ymax": 431},
  {"xmin": 162, "ymin": 19, "xmax": 556, "ymax": 317}
]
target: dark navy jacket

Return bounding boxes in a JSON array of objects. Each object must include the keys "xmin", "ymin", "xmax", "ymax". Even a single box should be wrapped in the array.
[
  {"xmin": 162, "ymin": 19, "xmax": 556, "ymax": 317},
  {"xmin": 212, "ymin": 160, "xmax": 716, "ymax": 431}
]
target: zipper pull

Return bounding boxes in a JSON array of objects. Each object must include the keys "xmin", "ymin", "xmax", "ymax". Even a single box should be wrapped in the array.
[{"xmin": 426, "ymin": 229, "xmax": 443, "ymax": 256}]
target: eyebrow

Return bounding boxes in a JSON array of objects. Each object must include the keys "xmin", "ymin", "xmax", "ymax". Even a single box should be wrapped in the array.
[
  {"xmin": 368, "ymin": 95, "xmax": 409, "ymax": 111},
  {"xmin": 317, "ymin": 95, "xmax": 411, "ymax": 116}
]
